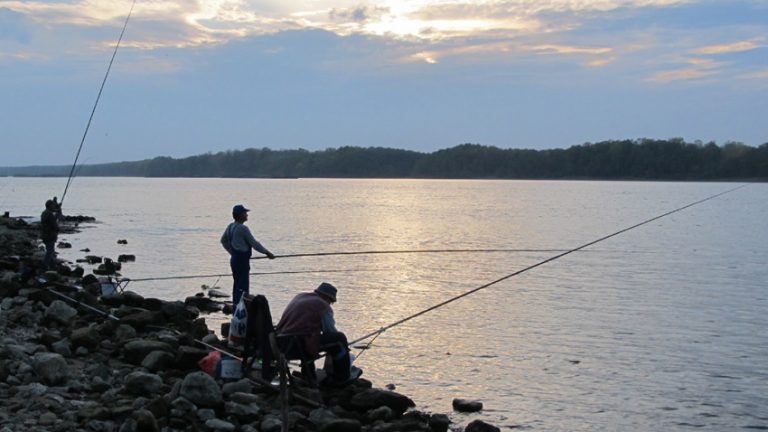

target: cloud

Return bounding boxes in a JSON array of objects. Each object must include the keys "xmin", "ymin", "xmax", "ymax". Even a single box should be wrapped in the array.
[
  {"xmin": 694, "ymin": 40, "xmax": 761, "ymax": 55},
  {"xmin": 646, "ymin": 68, "xmax": 717, "ymax": 82}
]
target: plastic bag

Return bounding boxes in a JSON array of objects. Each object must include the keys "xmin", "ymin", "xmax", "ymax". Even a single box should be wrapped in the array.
[{"xmin": 229, "ymin": 296, "xmax": 248, "ymax": 345}]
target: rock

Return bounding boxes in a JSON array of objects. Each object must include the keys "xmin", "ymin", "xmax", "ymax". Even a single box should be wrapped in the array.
[
  {"xmin": 44, "ymin": 300, "xmax": 78, "ymax": 324},
  {"xmin": 133, "ymin": 409, "xmax": 159, "ymax": 432},
  {"xmin": 230, "ymin": 392, "xmax": 265, "ymax": 405},
  {"xmin": 121, "ymin": 291, "xmax": 145, "ymax": 307},
  {"xmin": 321, "ymin": 419, "xmax": 362, "ymax": 432},
  {"xmin": 87, "ymin": 420, "xmax": 116, "ymax": 432},
  {"xmin": 175, "ymin": 345, "xmax": 209, "ymax": 370},
  {"xmin": 91, "ymin": 376, "xmax": 111, "ymax": 392},
  {"xmin": 141, "ymin": 350, "xmax": 175, "ymax": 372},
  {"xmin": 70, "ymin": 325, "xmax": 101, "ymax": 349},
  {"xmin": 225, "ymin": 401, "xmax": 261, "ymax": 421},
  {"xmin": 179, "ymin": 371, "xmax": 223, "ymax": 408},
  {"xmin": 141, "ymin": 297, "xmax": 163, "ymax": 311},
  {"xmin": 51, "ymin": 339, "xmax": 72, "ymax": 357},
  {"xmin": 452, "ymin": 398, "xmax": 483, "ymax": 413},
  {"xmin": 32, "ymin": 352, "xmax": 68, "ymax": 385},
  {"xmin": 109, "ymin": 325, "xmax": 135, "ymax": 344},
  {"xmin": 117, "ymin": 254, "xmax": 136, "ymax": 263},
  {"xmin": 197, "ymin": 408, "xmax": 216, "ymax": 422},
  {"xmin": 117, "ymin": 239, "xmax": 128, "ymax": 244},
  {"xmin": 349, "ymin": 389, "xmax": 415, "ymax": 416},
  {"xmin": 120, "ymin": 310, "xmax": 164, "ymax": 331},
  {"xmin": 465, "ymin": 420, "xmax": 500, "ymax": 432},
  {"xmin": 122, "ymin": 339, "xmax": 173, "ymax": 364},
  {"xmin": 207, "ymin": 289, "xmax": 228, "ymax": 298},
  {"xmin": 206, "ymin": 418, "xmax": 236, "ymax": 432},
  {"xmin": 57, "ymin": 241, "xmax": 72, "ymax": 249},
  {"xmin": 124, "ymin": 371, "xmax": 163, "ymax": 395},
  {"xmin": 261, "ymin": 415, "xmax": 282, "ymax": 432},
  {"xmin": 39, "ymin": 411, "xmax": 58, "ymax": 426},
  {"xmin": 429, "ymin": 413, "xmax": 450, "ymax": 432},
  {"xmin": 309, "ymin": 408, "xmax": 339, "ymax": 425},
  {"xmin": 222, "ymin": 378, "xmax": 252, "ymax": 396},
  {"xmin": 171, "ymin": 396, "xmax": 198, "ymax": 415},
  {"xmin": 366, "ymin": 405, "xmax": 394, "ymax": 422},
  {"xmin": 84, "ymin": 256, "xmax": 103, "ymax": 264},
  {"xmin": 201, "ymin": 333, "xmax": 220, "ymax": 345},
  {"xmin": 184, "ymin": 296, "xmax": 222, "ymax": 313}
]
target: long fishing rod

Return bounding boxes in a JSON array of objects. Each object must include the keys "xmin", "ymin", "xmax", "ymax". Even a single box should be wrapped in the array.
[
  {"xmin": 349, "ymin": 184, "xmax": 749, "ymax": 346},
  {"xmin": 119, "ymin": 268, "xmax": 387, "ymax": 284},
  {"xmin": 252, "ymin": 248, "xmax": 572, "ymax": 260},
  {"xmin": 60, "ymin": 0, "xmax": 137, "ymax": 206}
]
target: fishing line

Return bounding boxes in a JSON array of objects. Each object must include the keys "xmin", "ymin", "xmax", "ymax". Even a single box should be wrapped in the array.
[
  {"xmin": 252, "ymin": 248, "xmax": 572, "ymax": 260},
  {"xmin": 349, "ymin": 183, "xmax": 749, "ymax": 346},
  {"xmin": 60, "ymin": 0, "xmax": 137, "ymax": 206}
]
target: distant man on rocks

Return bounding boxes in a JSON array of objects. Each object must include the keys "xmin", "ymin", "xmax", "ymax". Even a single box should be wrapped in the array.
[
  {"xmin": 220, "ymin": 204, "xmax": 275, "ymax": 305},
  {"xmin": 40, "ymin": 199, "xmax": 59, "ymax": 269},
  {"xmin": 277, "ymin": 282, "xmax": 359, "ymax": 384}
]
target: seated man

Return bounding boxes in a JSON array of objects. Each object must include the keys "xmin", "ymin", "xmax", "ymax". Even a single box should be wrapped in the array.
[{"xmin": 276, "ymin": 282, "xmax": 353, "ymax": 383}]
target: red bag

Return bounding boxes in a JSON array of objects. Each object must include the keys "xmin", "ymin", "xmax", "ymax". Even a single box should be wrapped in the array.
[{"xmin": 198, "ymin": 351, "xmax": 222, "ymax": 377}]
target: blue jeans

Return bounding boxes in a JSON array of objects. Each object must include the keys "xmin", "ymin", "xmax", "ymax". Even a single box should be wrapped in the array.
[
  {"xmin": 230, "ymin": 249, "xmax": 251, "ymax": 306},
  {"xmin": 43, "ymin": 240, "xmax": 56, "ymax": 269}
]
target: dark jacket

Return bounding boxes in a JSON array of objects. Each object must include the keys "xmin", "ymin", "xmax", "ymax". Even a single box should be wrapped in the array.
[
  {"xmin": 276, "ymin": 292, "xmax": 331, "ymax": 356},
  {"xmin": 40, "ymin": 209, "xmax": 58, "ymax": 242}
]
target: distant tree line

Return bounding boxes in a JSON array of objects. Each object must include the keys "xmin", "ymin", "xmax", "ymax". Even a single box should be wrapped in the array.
[{"xmin": 3, "ymin": 139, "xmax": 767, "ymax": 180}]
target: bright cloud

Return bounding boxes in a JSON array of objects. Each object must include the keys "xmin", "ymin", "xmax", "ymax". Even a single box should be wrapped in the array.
[{"xmin": 694, "ymin": 40, "xmax": 762, "ymax": 55}]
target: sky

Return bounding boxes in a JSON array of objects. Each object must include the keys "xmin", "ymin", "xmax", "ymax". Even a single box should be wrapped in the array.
[{"xmin": 1, "ymin": 0, "xmax": 766, "ymax": 166}]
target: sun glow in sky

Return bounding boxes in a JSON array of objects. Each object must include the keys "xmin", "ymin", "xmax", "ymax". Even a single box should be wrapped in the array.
[{"xmin": 0, "ymin": 0, "xmax": 766, "ymax": 165}]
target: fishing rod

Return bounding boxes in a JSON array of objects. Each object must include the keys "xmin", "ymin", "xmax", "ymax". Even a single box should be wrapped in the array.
[
  {"xmin": 252, "ymin": 248, "xmax": 573, "ymax": 260},
  {"xmin": 349, "ymin": 183, "xmax": 749, "ymax": 346},
  {"xmin": 118, "ymin": 268, "xmax": 388, "ymax": 284},
  {"xmin": 60, "ymin": 0, "xmax": 137, "ymax": 206}
]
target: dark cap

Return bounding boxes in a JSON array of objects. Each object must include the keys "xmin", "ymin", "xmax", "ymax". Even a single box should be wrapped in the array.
[
  {"xmin": 314, "ymin": 282, "xmax": 337, "ymax": 302},
  {"xmin": 232, "ymin": 204, "xmax": 250, "ymax": 215}
]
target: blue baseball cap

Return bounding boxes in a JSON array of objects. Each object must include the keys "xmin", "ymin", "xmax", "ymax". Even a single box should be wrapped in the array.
[{"xmin": 232, "ymin": 204, "xmax": 250, "ymax": 215}]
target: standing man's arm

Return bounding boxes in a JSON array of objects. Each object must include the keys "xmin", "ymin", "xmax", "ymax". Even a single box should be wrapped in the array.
[{"xmin": 243, "ymin": 226, "xmax": 275, "ymax": 259}]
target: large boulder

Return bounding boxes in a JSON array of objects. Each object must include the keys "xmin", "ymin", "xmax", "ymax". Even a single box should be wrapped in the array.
[
  {"xmin": 179, "ymin": 371, "xmax": 222, "ymax": 408},
  {"xmin": 349, "ymin": 389, "xmax": 415, "ymax": 416}
]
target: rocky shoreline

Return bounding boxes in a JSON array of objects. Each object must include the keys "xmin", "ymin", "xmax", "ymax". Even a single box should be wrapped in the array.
[{"xmin": 0, "ymin": 214, "xmax": 501, "ymax": 432}]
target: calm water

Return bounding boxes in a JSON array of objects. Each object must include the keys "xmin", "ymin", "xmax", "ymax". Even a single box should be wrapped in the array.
[{"xmin": 2, "ymin": 177, "xmax": 767, "ymax": 431}]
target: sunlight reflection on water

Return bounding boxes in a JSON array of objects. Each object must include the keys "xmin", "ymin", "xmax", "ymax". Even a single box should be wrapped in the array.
[{"xmin": 2, "ymin": 177, "xmax": 767, "ymax": 431}]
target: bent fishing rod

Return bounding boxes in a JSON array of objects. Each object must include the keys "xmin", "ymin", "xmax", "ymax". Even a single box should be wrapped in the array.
[
  {"xmin": 60, "ymin": 0, "xmax": 137, "ymax": 206},
  {"xmin": 252, "ymin": 248, "xmax": 572, "ymax": 260},
  {"xmin": 349, "ymin": 183, "xmax": 749, "ymax": 347}
]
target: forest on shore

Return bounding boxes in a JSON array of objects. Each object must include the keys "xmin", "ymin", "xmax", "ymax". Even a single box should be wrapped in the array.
[{"xmin": 3, "ymin": 139, "xmax": 767, "ymax": 180}]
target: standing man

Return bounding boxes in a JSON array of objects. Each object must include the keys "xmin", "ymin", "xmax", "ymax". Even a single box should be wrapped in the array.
[
  {"xmin": 40, "ymin": 199, "xmax": 59, "ymax": 269},
  {"xmin": 220, "ymin": 204, "xmax": 275, "ymax": 305},
  {"xmin": 277, "ymin": 282, "xmax": 356, "ymax": 383}
]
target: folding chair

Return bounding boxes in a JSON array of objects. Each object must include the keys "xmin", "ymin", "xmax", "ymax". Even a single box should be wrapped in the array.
[{"xmin": 240, "ymin": 294, "xmax": 319, "ymax": 386}]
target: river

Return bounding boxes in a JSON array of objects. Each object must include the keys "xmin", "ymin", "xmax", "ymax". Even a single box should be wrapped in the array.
[{"xmin": 2, "ymin": 177, "xmax": 767, "ymax": 431}]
